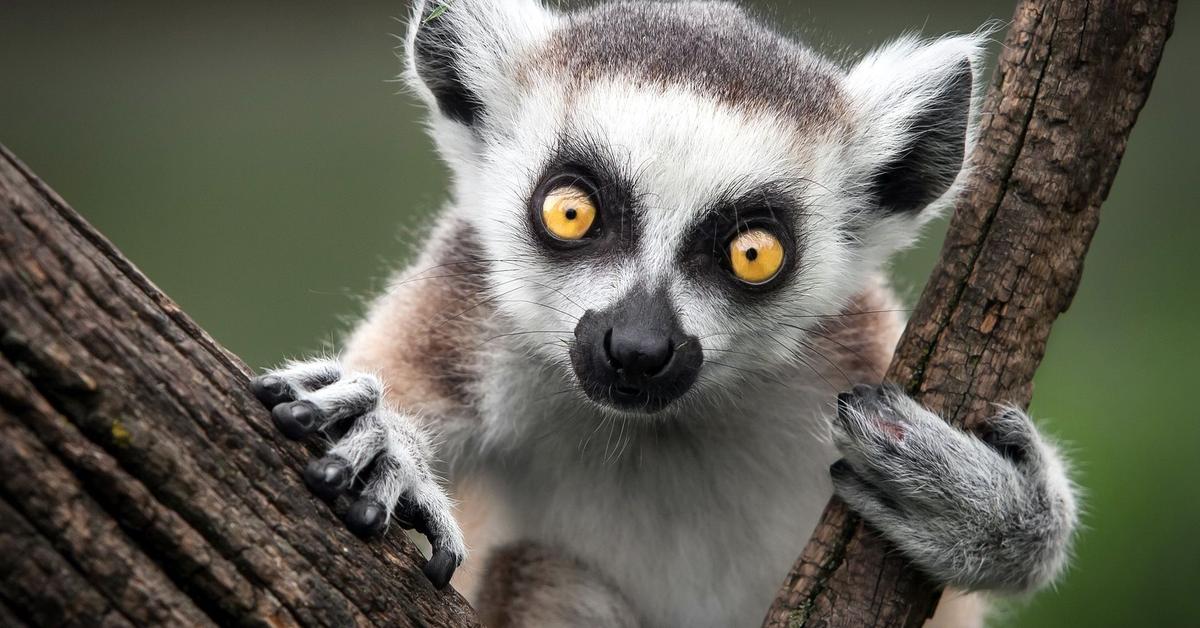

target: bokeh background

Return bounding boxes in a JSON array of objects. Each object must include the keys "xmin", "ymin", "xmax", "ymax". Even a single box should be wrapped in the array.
[{"xmin": 1, "ymin": 1, "xmax": 1195, "ymax": 626}]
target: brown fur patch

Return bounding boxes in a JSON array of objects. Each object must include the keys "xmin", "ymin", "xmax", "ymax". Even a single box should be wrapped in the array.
[
  {"xmin": 342, "ymin": 219, "xmax": 490, "ymax": 414},
  {"xmin": 810, "ymin": 275, "xmax": 906, "ymax": 385},
  {"xmin": 476, "ymin": 542, "xmax": 638, "ymax": 628}
]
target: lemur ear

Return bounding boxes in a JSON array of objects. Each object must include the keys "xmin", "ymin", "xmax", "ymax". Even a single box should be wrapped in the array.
[
  {"xmin": 845, "ymin": 34, "xmax": 986, "ymax": 214},
  {"xmin": 405, "ymin": 0, "xmax": 554, "ymax": 127}
]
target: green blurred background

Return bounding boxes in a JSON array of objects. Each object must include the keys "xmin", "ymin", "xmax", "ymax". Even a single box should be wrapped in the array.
[{"xmin": 1, "ymin": 1, "xmax": 1195, "ymax": 626}]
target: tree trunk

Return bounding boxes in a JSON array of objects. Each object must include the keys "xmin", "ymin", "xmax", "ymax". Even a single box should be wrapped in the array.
[
  {"xmin": 763, "ymin": 1, "xmax": 1176, "ymax": 627},
  {"xmin": 0, "ymin": 146, "xmax": 480, "ymax": 626}
]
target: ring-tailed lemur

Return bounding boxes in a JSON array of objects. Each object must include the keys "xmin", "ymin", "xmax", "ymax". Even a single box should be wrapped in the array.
[{"xmin": 250, "ymin": 2, "xmax": 1078, "ymax": 626}]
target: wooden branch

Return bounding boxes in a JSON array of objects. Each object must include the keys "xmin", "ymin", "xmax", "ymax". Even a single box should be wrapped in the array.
[
  {"xmin": 0, "ymin": 146, "xmax": 480, "ymax": 626},
  {"xmin": 763, "ymin": 1, "xmax": 1177, "ymax": 626}
]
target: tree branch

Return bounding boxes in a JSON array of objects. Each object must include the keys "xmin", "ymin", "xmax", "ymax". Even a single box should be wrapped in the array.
[
  {"xmin": 0, "ymin": 146, "xmax": 479, "ymax": 626},
  {"xmin": 763, "ymin": 0, "xmax": 1176, "ymax": 626}
]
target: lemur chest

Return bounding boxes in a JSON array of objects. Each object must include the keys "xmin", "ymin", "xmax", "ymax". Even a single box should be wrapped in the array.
[{"xmin": 480, "ymin": 401, "xmax": 840, "ymax": 627}]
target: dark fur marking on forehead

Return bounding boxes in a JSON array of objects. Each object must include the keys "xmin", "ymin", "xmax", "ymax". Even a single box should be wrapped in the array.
[{"xmin": 544, "ymin": 1, "xmax": 845, "ymax": 126}]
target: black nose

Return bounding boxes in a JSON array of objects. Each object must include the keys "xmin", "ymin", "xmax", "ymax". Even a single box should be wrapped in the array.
[
  {"xmin": 570, "ymin": 285, "xmax": 703, "ymax": 413},
  {"xmin": 605, "ymin": 327, "xmax": 673, "ymax": 378}
]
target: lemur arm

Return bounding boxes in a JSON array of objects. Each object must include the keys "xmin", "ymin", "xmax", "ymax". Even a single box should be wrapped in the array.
[
  {"xmin": 831, "ymin": 385, "xmax": 1078, "ymax": 593},
  {"xmin": 251, "ymin": 216, "xmax": 488, "ymax": 588},
  {"xmin": 817, "ymin": 281, "xmax": 1077, "ymax": 595}
]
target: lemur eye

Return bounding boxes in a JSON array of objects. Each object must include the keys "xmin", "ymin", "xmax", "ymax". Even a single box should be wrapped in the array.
[
  {"xmin": 729, "ymin": 229, "xmax": 785, "ymax": 285},
  {"xmin": 541, "ymin": 185, "xmax": 597, "ymax": 240}
]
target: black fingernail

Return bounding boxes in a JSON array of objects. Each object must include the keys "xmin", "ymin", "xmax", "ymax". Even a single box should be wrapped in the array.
[
  {"xmin": 423, "ymin": 548, "xmax": 458, "ymax": 590},
  {"xmin": 345, "ymin": 499, "xmax": 387, "ymax": 538},
  {"xmin": 251, "ymin": 375, "xmax": 294, "ymax": 408},
  {"xmin": 829, "ymin": 458, "xmax": 852, "ymax": 477},
  {"xmin": 304, "ymin": 456, "xmax": 352, "ymax": 500},
  {"xmin": 272, "ymin": 401, "xmax": 320, "ymax": 440}
]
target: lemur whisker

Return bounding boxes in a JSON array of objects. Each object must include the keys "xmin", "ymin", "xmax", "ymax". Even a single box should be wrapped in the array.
[
  {"xmin": 436, "ymin": 283, "xmax": 536, "ymax": 327},
  {"xmin": 705, "ymin": 359, "xmax": 786, "ymax": 387},
  {"xmin": 495, "ymin": 298, "xmax": 580, "ymax": 321},
  {"xmin": 789, "ymin": 324, "xmax": 875, "ymax": 375},
  {"xmin": 504, "ymin": 276, "xmax": 588, "ymax": 312},
  {"xmin": 702, "ymin": 347, "xmax": 761, "ymax": 360},
  {"xmin": 471, "ymin": 329, "xmax": 574, "ymax": 350},
  {"xmin": 768, "ymin": 321, "xmax": 858, "ymax": 384},
  {"xmin": 781, "ymin": 308, "xmax": 913, "ymax": 319},
  {"xmin": 390, "ymin": 268, "xmax": 524, "ymax": 290},
  {"xmin": 758, "ymin": 331, "xmax": 840, "ymax": 392},
  {"xmin": 793, "ymin": 340, "xmax": 854, "ymax": 389},
  {"xmin": 397, "ymin": 256, "xmax": 530, "ymax": 279}
]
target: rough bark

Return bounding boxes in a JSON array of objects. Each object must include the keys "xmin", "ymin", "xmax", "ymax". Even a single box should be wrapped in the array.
[
  {"xmin": 0, "ymin": 145, "xmax": 480, "ymax": 626},
  {"xmin": 763, "ymin": 1, "xmax": 1176, "ymax": 627}
]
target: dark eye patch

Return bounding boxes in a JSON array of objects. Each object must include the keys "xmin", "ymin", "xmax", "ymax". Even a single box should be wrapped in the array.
[
  {"xmin": 680, "ymin": 182, "xmax": 804, "ymax": 296},
  {"xmin": 524, "ymin": 134, "xmax": 641, "ymax": 260}
]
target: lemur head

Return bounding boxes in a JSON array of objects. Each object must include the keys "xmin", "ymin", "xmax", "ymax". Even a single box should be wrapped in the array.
[{"xmin": 404, "ymin": 0, "xmax": 983, "ymax": 415}]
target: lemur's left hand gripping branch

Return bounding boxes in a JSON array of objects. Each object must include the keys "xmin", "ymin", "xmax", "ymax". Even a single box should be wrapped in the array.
[
  {"xmin": 764, "ymin": 1, "xmax": 1178, "ymax": 626},
  {"xmin": 0, "ymin": 145, "xmax": 481, "ymax": 627}
]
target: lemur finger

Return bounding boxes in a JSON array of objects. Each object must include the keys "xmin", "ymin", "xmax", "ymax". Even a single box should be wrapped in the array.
[
  {"xmin": 279, "ymin": 358, "xmax": 343, "ymax": 389},
  {"xmin": 978, "ymin": 407, "xmax": 1043, "ymax": 466},
  {"xmin": 831, "ymin": 385, "xmax": 909, "ymax": 486},
  {"xmin": 251, "ymin": 359, "xmax": 342, "ymax": 409},
  {"xmin": 833, "ymin": 384, "xmax": 984, "ymax": 500},
  {"xmin": 412, "ymin": 487, "xmax": 466, "ymax": 589},
  {"xmin": 344, "ymin": 438, "xmax": 466, "ymax": 589},
  {"xmin": 344, "ymin": 455, "xmax": 410, "ymax": 537},
  {"xmin": 834, "ymin": 383, "xmax": 908, "ymax": 447},
  {"xmin": 272, "ymin": 374, "xmax": 382, "ymax": 440},
  {"xmin": 250, "ymin": 374, "xmax": 297, "ymax": 408},
  {"xmin": 305, "ymin": 412, "xmax": 387, "ymax": 499},
  {"xmin": 829, "ymin": 459, "xmax": 909, "ymax": 527}
]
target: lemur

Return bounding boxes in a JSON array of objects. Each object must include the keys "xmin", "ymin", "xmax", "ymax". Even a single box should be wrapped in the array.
[{"xmin": 250, "ymin": 1, "xmax": 1079, "ymax": 626}]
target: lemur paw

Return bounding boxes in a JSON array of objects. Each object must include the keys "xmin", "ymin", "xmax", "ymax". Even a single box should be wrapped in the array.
[
  {"xmin": 251, "ymin": 359, "xmax": 465, "ymax": 589},
  {"xmin": 829, "ymin": 384, "xmax": 1078, "ymax": 593}
]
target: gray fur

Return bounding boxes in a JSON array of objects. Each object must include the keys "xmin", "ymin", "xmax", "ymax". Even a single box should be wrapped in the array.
[
  {"xmin": 543, "ymin": 2, "xmax": 845, "ymax": 126},
  {"xmin": 832, "ymin": 385, "xmax": 1078, "ymax": 592}
]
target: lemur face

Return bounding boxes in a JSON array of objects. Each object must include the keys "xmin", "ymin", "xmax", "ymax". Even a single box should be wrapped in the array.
[{"xmin": 405, "ymin": 0, "xmax": 979, "ymax": 415}]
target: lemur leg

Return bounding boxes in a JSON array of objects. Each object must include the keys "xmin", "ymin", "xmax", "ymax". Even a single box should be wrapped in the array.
[
  {"xmin": 251, "ymin": 359, "xmax": 466, "ymax": 588},
  {"xmin": 830, "ymin": 384, "xmax": 1078, "ymax": 593},
  {"xmin": 475, "ymin": 542, "xmax": 640, "ymax": 628}
]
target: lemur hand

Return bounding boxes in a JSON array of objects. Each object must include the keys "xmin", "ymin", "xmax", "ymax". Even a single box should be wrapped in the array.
[
  {"xmin": 830, "ymin": 384, "xmax": 1077, "ymax": 592},
  {"xmin": 251, "ymin": 359, "xmax": 465, "ymax": 589}
]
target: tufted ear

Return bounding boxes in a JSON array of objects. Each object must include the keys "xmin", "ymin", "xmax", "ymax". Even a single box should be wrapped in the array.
[
  {"xmin": 405, "ymin": 0, "xmax": 555, "ymax": 127},
  {"xmin": 845, "ymin": 33, "xmax": 986, "ymax": 215}
]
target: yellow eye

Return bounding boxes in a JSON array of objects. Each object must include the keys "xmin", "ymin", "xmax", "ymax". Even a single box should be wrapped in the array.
[
  {"xmin": 729, "ymin": 229, "xmax": 785, "ymax": 284},
  {"xmin": 541, "ymin": 185, "xmax": 597, "ymax": 240}
]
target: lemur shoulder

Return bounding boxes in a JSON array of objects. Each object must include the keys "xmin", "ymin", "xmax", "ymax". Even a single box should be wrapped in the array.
[{"xmin": 251, "ymin": 2, "xmax": 1079, "ymax": 626}]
